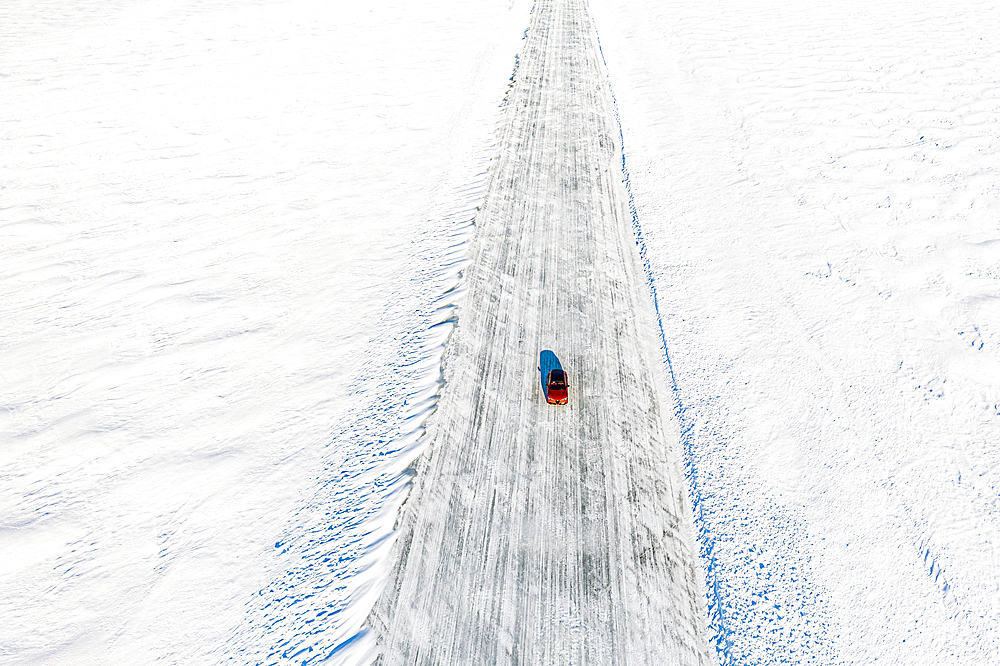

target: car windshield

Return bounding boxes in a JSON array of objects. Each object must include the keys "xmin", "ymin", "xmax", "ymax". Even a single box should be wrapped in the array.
[{"xmin": 549, "ymin": 370, "xmax": 565, "ymax": 386}]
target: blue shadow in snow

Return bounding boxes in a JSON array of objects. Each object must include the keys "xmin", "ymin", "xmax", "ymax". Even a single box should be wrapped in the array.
[{"xmin": 538, "ymin": 350, "xmax": 563, "ymax": 391}]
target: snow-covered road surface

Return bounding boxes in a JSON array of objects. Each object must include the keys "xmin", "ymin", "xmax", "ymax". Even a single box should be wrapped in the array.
[{"xmin": 367, "ymin": 1, "xmax": 710, "ymax": 663}]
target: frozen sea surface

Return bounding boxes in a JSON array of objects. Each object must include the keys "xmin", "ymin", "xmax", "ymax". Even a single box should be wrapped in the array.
[{"xmin": 4, "ymin": 0, "xmax": 1000, "ymax": 664}]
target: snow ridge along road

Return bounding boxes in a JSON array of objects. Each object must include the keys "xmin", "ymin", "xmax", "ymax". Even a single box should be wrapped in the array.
[{"xmin": 367, "ymin": 0, "xmax": 711, "ymax": 663}]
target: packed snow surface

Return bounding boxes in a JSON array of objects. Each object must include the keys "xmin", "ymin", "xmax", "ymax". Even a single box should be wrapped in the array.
[
  {"xmin": 3, "ymin": 0, "xmax": 1000, "ymax": 664},
  {"xmin": 367, "ymin": 0, "xmax": 708, "ymax": 663}
]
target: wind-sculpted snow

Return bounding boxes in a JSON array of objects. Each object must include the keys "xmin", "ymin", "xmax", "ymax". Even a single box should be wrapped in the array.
[{"xmin": 366, "ymin": 0, "xmax": 711, "ymax": 664}]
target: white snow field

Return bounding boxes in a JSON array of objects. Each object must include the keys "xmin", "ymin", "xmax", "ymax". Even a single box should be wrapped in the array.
[
  {"xmin": 590, "ymin": 0, "xmax": 1000, "ymax": 664},
  {"xmin": 3, "ymin": 0, "xmax": 1000, "ymax": 664},
  {"xmin": 2, "ymin": 0, "xmax": 530, "ymax": 663}
]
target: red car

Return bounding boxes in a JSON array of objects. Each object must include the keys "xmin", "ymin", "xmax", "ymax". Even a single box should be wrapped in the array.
[{"xmin": 545, "ymin": 368, "xmax": 568, "ymax": 405}]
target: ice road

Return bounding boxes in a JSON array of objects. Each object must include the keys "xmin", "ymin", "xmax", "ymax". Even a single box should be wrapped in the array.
[{"xmin": 366, "ymin": 0, "xmax": 711, "ymax": 664}]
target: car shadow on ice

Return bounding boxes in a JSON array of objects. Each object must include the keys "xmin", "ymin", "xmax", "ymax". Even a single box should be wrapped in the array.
[{"xmin": 539, "ymin": 349, "xmax": 563, "ymax": 391}]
